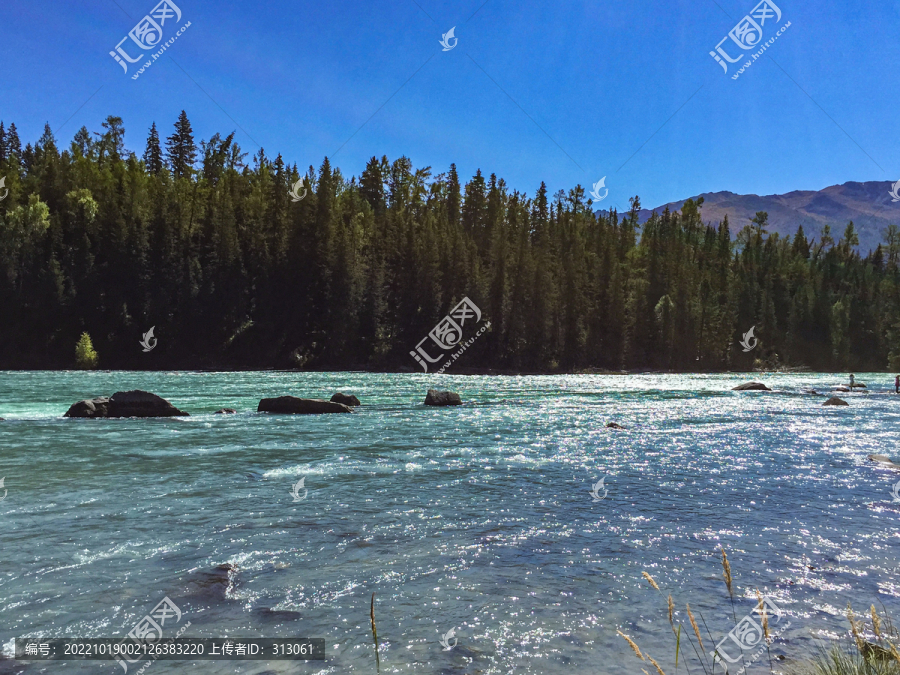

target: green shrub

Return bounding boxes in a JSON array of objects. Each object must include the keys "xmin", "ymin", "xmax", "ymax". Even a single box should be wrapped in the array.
[{"xmin": 74, "ymin": 332, "xmax": 99, "ymax": 370}]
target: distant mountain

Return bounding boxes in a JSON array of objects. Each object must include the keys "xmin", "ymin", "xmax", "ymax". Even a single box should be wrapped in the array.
[{"xmin": 630, "ymin": 181, "xmax": 900, "ymax": 252}]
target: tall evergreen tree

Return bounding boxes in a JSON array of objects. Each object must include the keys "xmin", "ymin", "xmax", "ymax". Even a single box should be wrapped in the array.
[
  {"xmin": 143, "ymin": 122, "xmax": 164, "ymax": 175},
  {"xmin": 165, "ymin": 110, "xmax": 196, "ymax": 179}
]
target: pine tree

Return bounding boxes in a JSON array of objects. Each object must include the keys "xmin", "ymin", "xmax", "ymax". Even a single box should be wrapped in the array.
[
  {"xmin": 165, "ymin": 110, "xmax": 196, "ymax": 178},
  {"xmin": 143, "ymin": 122, "xmax": 163, "ymax": 174},
  {"xmin": 5, "ymin": 122, "xmax": 22, "ymax": 168}
]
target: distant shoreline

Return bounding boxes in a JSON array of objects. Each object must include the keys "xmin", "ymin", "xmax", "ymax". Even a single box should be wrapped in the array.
[{"xmin": 1, "ymin": 367, "xmax": 894, "ymax": 376}]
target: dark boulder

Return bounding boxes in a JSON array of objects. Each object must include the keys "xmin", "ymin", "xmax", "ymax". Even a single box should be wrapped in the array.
[
  {"xmin": 832, "ymin": 385, "xmax": 850, "ymax": 392},
  {"xmin": 215, "ymin": 408, "xmax": 237, "ymax": 414},
  {"xmin": 732, "ymin": 382, "xmax": 771, "ymax": 391},
  {"xmin": 108, "ymin": 390, "xmax": 189, "ymax": 417},
  {"xmin": 823, "ymin": 397, "xmax": 849, "ymax": 406},
  {"xmin": 424, "ymin": 389, "xmax": 462, "ymax": 406},
  {"xmin": 257, "ymin": 396, "xmax": 353, "ymax": 414},
  {"xmin": 64, "ymin": 392, "xmax": 187, "ymax": 418},
  {"xmin": 64, "ymin": 397, "xmax": 110, "ymax": 418},
  {"xmin": 606, "ymin": 422, "xmax": 626, "ymax": 430},
  {"xmin": 330, "ymin": 392, "xmax": 361, "ymax": 407}
]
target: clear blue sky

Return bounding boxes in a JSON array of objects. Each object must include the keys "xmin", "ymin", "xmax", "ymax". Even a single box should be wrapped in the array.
[{"xmin": 2, "ymin": 0, "xmax": 898, "ymax": 210}]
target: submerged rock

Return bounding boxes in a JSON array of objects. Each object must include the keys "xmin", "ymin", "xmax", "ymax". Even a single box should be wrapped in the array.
[
  {"xmin": 64, "ymin": 391, "xmax": 188, "ymax": 418},
  {"xmin": 832, "ymin": 385, "xmax": 851, "ymax": 392},
  {"xmin": 215, "ymin": 408, "xmax": 237, "ymax": 414},
  {"xmin": 606, "ymin": 422, "xmax": 626, "ymax": 430},
  {"xmin": 424, "ymin": 389, "xmax": 462, "ymax": 406},
  {"xmin": 257, "ymin": 396, "xmax": 353, "ymax": 414},
  {"xmin": 330, "ymin": 392, "xmax": 361, "ymax": 406},
  {"xmin": 732, "ymin": 382, "xmax": 771, "ymax": 391},
  {"xmin": 868, "ymin": 454, "xmax": 900, "ymax": 468},
  {"xmin": 823, "ymin": 397, "xmax": 849, "ymax": 406}
]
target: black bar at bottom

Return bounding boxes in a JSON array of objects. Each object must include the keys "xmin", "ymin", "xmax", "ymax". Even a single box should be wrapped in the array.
[{"xmin": 15, "ymin": 638, "xmax": 326, "ymax": 660}]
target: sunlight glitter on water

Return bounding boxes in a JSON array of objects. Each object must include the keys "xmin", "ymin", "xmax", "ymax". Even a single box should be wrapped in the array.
[{"xmin": 1, "ymin": 372, "xmax": 899, "ymax": 673}]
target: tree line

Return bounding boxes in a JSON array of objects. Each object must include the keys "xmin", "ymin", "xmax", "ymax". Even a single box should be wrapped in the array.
[{"xmin": 1, "ymin": 112, "xmax": 899, "ymax": 372}]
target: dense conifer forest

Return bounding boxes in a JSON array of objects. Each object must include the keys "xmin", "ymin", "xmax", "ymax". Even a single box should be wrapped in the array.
[{"xmin": 1, "ymin": 112, "xmax": 899, "ymax": 371}]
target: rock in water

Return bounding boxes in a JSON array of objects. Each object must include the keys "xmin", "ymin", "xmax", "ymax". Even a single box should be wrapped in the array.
[
  {"xmin": 108, "ymin": 391, "xmax": 189, "ymax": 417},
  {"xmin": 732, "ymin": 382, "xmax": 771, "ymax": 391},
  {"xmin": 424, "ymin": 389, "xmax": 462, "ymax": 406},
  {"xmin": 823, "ymin": 397, "xmax": 849, "ymax": 406},
  {"xmin": 64, "ymin": 391, "xmax": 188, "ymax": 417},
  {"xmin": 330, "ymin": 392, "xmax": 361, "ymax": 406},
  {"xmin": 215, "ymin": 408, "xmax": 237, "ymax": 414},
  {"xmin": 64, "ymin": 397, "xmax": 110, "ymax": 418},
  {"xmin": 257, "ymin": 396, "xmax": 353, "ymax": 414},
  {"xmin": 606, "ymin": 422, "xmax": 626, "ymax": 430},
  {"xmin": 832, "ymin": 385, "xmax": 851, "ymax": 392},
  {"xmin": 868, "ymin": 454, "xmax": 900, "ymax": 468}
]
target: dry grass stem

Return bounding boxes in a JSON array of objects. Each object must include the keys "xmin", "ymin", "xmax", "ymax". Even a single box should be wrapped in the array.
[
  {"xmin": 686, "ymin": 603, "xmax": 704, "ymax": 651},
  {"xmin": 721, "ymin": 548, "xmax": 733, "ymax": 597},
  {"xmin": 668, "ymin": 594, "xmax": 675, "ymax": 628},
  {"xmin": 848, "ymin": 602, "xmax": 864, "ymax": 652},
  {"xmin": 617, "ymin": 630, "xmax": 645, "ymax": 661},
  {"xmin": 647, "ymin": 653, "xmax": 667, "ymax": 675},
  {"xmin": 755, "ymin": 590, "xmax": 770, "ymax": 641},
  {"xmin": 642, "ymin": 571, "xmax": 661, "ymax": 592},
  {"xmin": 872, "ymin": 604, "xmax": 882, "ymax": 638}
]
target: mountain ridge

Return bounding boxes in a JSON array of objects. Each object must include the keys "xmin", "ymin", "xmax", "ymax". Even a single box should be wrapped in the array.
[{"xmin": 621, "ymin": 180, "xmax": 900, "ymax": 252}]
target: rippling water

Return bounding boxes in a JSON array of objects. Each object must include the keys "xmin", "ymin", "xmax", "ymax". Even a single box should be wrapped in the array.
[{"xmin": 1, "ymin": 371, "xmax": 899, "ymax": 674}]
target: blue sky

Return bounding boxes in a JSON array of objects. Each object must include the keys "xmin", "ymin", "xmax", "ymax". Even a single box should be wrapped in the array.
[{"xmin": 2, "ymin": 0, "xmax": 898, "ymax": 210}]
